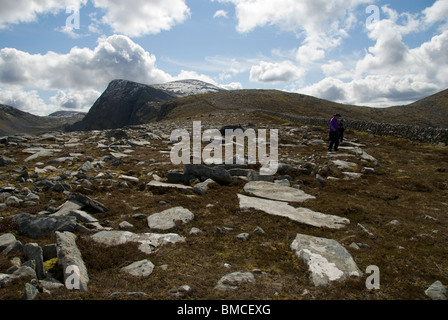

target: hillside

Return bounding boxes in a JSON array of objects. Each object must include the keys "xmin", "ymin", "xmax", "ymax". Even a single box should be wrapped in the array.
[
  {"xmin": 157, "ymin": 88, "xmax": 448, "ymax": 128},
  {"xmin": 0, "ymin": 105, "xmax": 83, "ymax": 136}
]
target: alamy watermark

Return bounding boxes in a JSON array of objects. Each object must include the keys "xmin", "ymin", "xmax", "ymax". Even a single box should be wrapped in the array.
[
  {"xmin": 366, "ymin": 265, "xmax": 380, "ymax": 290},
  {"xmin": 170, "ymin": 121, "xmax": 279, "ymax": 175},
  {"xmin": 65, "ymin": 265, "xmax": 80, "ymax": 290},
  {"xmin": 66, "ymin": 7, "xmax": 80, "ymax": 30},
  {"xmin": 366, "ymin": 5, "xmax": 381, "ymax": 28}
]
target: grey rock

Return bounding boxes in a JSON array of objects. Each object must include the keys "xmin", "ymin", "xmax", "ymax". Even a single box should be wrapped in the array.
[
  {"xmin": 316, "ymin": 174, "xmax": 326, "ymax": 190},
  {"xmin": 425, "ymin": 281, "xmax": 447, "ymax": 300},
  {"xmin": 147, "ymin": 207, "xmax": 194, "ymax": 231},
  {"xmin": 147, "ymin": 180, "xmax": 193, "ymax": 191},
  {"xmin": 243, "ymin": 181, "xmax": 315, "ymax": 203},
  {"xmin": 68, "ymin": 210, "xmax": 98, "ymax": 223},
  {"xmin": 193, "ymin": 179, "xmax": 216, "ymax": 195},
  {"xmin": 214, "ymin": 271, "xmax": 256, "ymax": 292},
  {"xmin": 184, "ymin": 164, "xmax": 232, "ymax": 185},
  {"xmin": 247, "ymin": 170, "xmax": 274, "ymax": 182},
  {"xmin": 274, "ymin": 179, "xmax": 291, "ymax": 187},
  {"xmin": 119, "ymin": 221, "xmax": 134, "ymax": 230},
  {"xmin": 23, "ymin": 282, "xmax": 39, "ymax": 300},
  {"xmin": 79, "ymin": 161, "xmax": 94, "ymax": 172},
  {"xmin": 39, "ymin": 278, "xmax": 64, "ymax": 291},
  {"xmin": 5, "ymin": 196, "xmax": 22, "ymax": 207},
  {"xmin": 132, "ymin": 213, "xmax": 147, "ymax": 220},
  {"xmin": 13, "ymin": 213, "xmax": 77, "ymax": 239},
  {"xmin": 56, "ymin": 231, "xmax": 89, "ymax": 292},
  {"xmin": 253, "ymin": 226, "xmax": 265, "ymax": 234},
  {"xmin": 290, "ymin": 233, "xmax": 363, "ymax": 287},
  {"xmin": 0, "ymin": 233, "xmax": 17, "ymax": 252},
  {"xmin": 189, "ymin": 227, "xmax": 203, "ymax": 235},
  {"xmin": 236, "ymin": 233, "xmax": 250, "ymax": 242},
  {"xmin": 121, "ymin": 259, "xmax": 155, "ymax": 277},
  {"xmin": 91, "ymin": 230, "xmax": 186, "ymax": 254},
  {"xmin": 239, "ymin": 194, "xmax": 349, "ymax": 230},
  {"xmin": 69, "ymin": 193, "xmax": 108, "ymax": 213},
  {"xmin": 361, "ymin": 167, "xmax": 375, "ymax": 174},
  {"xmin": 119, "ymin": 175, "xmax": 140, "ymax": 183},
  {"xmin": 23, "ymin": 243, "xmax": 46, "ymax": 280}
]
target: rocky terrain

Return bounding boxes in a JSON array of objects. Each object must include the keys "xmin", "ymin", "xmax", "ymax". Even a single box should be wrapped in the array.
[{"xmin": 0, "ymin": 109, "xmax": 447, "ymax": 300}]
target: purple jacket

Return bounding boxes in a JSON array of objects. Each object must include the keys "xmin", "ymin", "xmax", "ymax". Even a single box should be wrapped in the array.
[{"xmin": 329, "ymin": 117, "xmax": 339, "ymax": 133}]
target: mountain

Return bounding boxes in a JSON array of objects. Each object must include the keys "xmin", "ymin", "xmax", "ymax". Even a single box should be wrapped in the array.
[
  {"xmin": 67, "ymin": 79, "xmax": 225, "ymax": 131},
  {"xmin": 156, "ymin": 88, "xmax": 448, "ymax": 128},
  {"xmin": 0, "ymin": 104, "xmax": 84, "ymax": 136}
]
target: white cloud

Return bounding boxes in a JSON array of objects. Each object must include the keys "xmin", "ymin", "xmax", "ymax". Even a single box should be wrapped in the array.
[
  {"xmin": 92, "ymin": 0, "xmax": 191, "ymax": 37},
  {"xmin": 0, "ymin": 34, "xmax": 172, "ymax": 91},
  {"xmin": 0, "ymin": 87, "xmax": 52, "ymax": 115},
  {"xmin": 219, "ymin": 82, "xmax": 243, "ymax": 90},
  {"xmin": 0, "ymin": 0, "xmax": 87, "ymax": 29},
  {"xmin": 423, "ymin": 0, "xmax": 448, "ymax": 26},
  {"xmin": 50, "ymin": 89, "xmax": 101, "ymax": 113},
  {"xmin": 250, "ymin": 61, "xmax": 305, "ymax": 83},
  {"xmin": 214, "ymin": 10, "xmax": 229, "ymax": 19}
]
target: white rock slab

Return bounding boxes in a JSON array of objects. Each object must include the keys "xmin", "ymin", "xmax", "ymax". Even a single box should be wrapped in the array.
[
  {"xmin": 238, "ymin": 194, "xmax": 349, "ymax": 229},
  {"xmin": 91, "ymin": 231, "xmax": 186, "ymax": 254},
  {"xmin": 243, "ymin": 181, "xmax": 315, "ymax": 203},
  {"xmin": 147, "ymin": 207, "xmax": 194, "ymax": 231},
  {"xmin": 147, "ymin": 180, "xmax": 193, "ymax": 190},
  {"xmin": 121, "ymin": 260, "xmax": 155, "ymax": 277},
  {"xmin": 290, "ymin": 233, "xmax": 363, "ymax": 288}
]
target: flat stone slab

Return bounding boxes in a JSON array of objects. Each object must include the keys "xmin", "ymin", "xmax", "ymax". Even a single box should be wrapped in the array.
[
  {"xmin": 91, "ymin": 231, "xmax": 185, "ymax": 254},
  {"xmin": 243, "ymin": 181, "xmax": 315, "ymax": 203},
  {"xmin": 147, "ymin": 207, "xmax": 194, "ymax": 231},
  {"xmin": 290, "ymin": 233, "xmax": 363, "ymax": 287},
  {"xmin": 121, "ymin": 259, "xmax": 155, "ymax": 277},
  {"xmin": 147, "ymin": 180, "xmax": 193, "ymax": 190},
  {"xmin": 238, "ymin": 195, "xmax": 349, "ymax": 229},
  {"xmin": 214, "ymin": 271, "xmax": 256, "ymax": 292}
]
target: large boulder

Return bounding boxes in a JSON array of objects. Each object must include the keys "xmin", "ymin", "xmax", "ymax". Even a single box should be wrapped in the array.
[
  {"xmin": 290, "ymin": 233, "xmax": 363, "ymax": 287},
  {"xmin": 184, "ymin": 164, "xmax": 232, "ymax": 185},
  {"xmin": 243, "ymin": 181, "xmax": 315, "ymax": 203},
  {"xmin": 13, "ymin": 213, "xmax": 77, "ymax": 239}
]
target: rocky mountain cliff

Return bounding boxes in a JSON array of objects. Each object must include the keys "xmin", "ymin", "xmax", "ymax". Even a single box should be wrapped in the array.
[{"xmin": 67, "ymin": 79, "xmax": 225, "ymax": 131}]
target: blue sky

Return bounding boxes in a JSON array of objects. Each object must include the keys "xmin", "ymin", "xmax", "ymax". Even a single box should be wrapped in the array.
[{"xmin": 0, "ymin": 0, "xmax": 447, "ymax": 115}]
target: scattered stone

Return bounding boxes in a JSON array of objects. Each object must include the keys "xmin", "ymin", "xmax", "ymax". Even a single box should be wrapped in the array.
[
  {"xmin": 253, "ymin": 226, "xmax": 265, "ymax": 234},
  {"xmin": 361, "ymin": 167, "xmax": 375, "ymax": 174},
  {"xmin": 215, "ymin": 271, "xmax": 256, "ymax": 292},
  {"xmin": 121, "ymin": 260, "xmax": 155, "ymax": 277},
  {"xmin": 23, "ymin": 243, "xmax": 46, "ymax": 280},
  {"xmin": 119, "ymin": 175, "xmax": 139, "ymax": 183},
  {"xmin": 193, "ymin": 179, "xmax": 216, "ymax": 195},
  {"xmin": 23, "ymin": 282, "xmax": 39, "ymax": 300},
  {"xmin": 236, "ymin": 233, "xmax": 250, "ymax": 242},
  {"xmin": 0, "ymin": 233, "xmax": 17, "ymax": 252},
  {"xmin": 147, "ymin": 207, "xmax": 194, "ymax": 231},
  {"xmin": 239, "ymin": 194, "xmax": 350, "ymax": 230},
  {"xmin": 244, "ymin": 181, "xmax": 315, "ymax": 203},
  {"xmin": 189, "ymin": 227, "xmax": 203, "ymax": 235},
  {"xmin": 119, "ymin": 221, "xmax": 134, "ymax": 230},
  {"xmin": 290, "ymin": 233, "xmax": 363, "ymax": 287},
  {"xmin": 425, "ymin": 281, "xmax": 447, "ymax": 300}
]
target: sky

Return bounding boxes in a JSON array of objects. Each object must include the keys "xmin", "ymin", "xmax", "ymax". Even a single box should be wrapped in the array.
[{"xmin": 0, "ymin": 0, "xmax": 447, "ymax": 116}]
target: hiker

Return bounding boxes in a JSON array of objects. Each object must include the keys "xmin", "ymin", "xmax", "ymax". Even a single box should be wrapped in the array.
[
  {"xmin": 339, "ymin": 118, "xmax": 346, "ymax": 143},
  {"xmin": 329, "ymin": 113, "xmax": 341, "ymax": 152}
]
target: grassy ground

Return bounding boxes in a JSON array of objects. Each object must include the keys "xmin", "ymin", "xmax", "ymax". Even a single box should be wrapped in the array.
[{"xmin": 0, "ymin": 112, "xmax": 447, "ymax": 300}]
